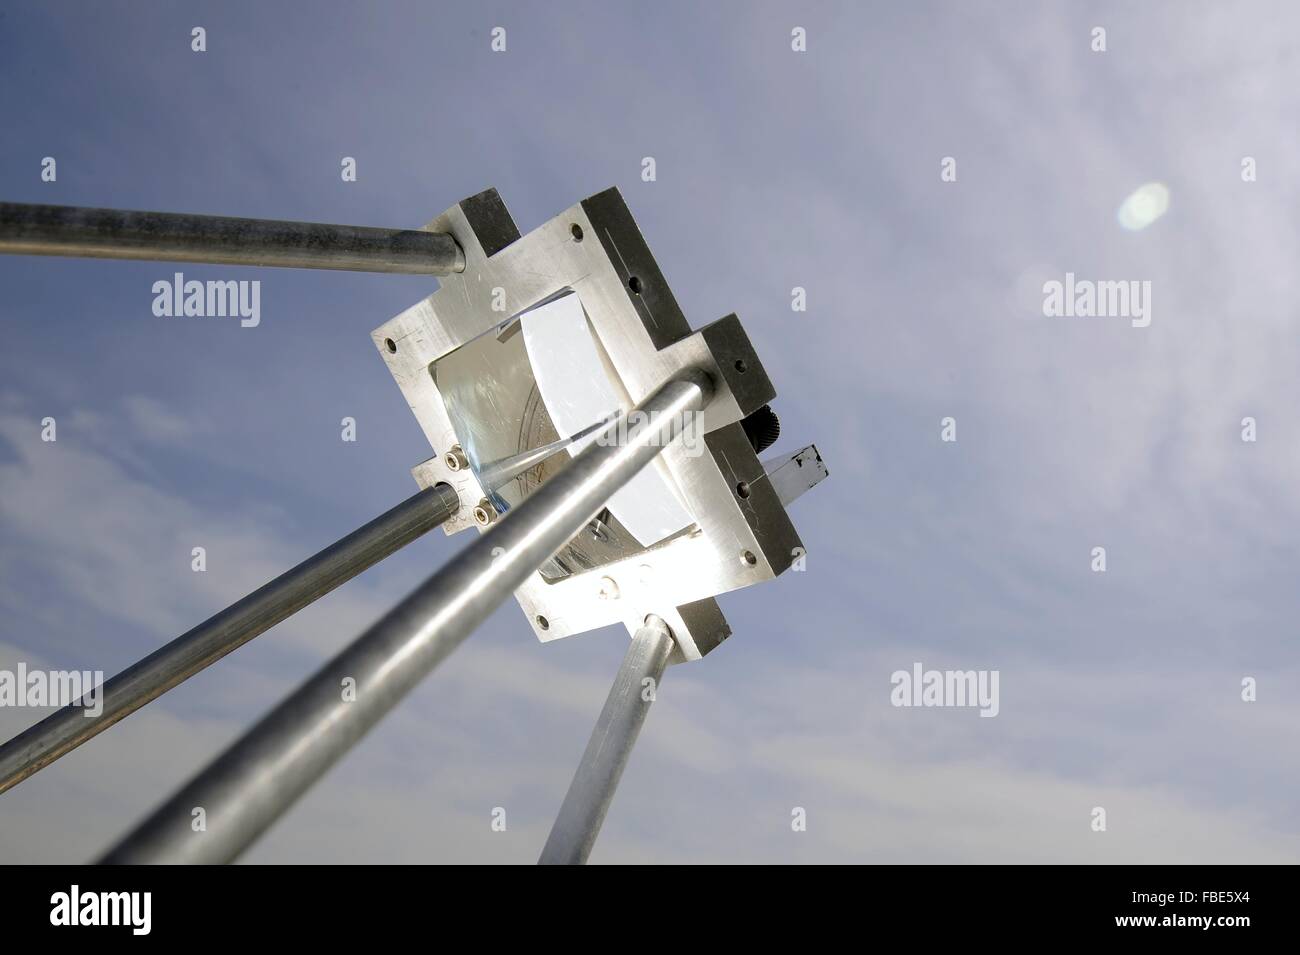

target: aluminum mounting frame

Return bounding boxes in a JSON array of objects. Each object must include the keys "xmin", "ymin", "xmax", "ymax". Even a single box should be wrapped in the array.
[{"xmin": 371, "ymin": 187, "xmax": 805, "ymax": 660}]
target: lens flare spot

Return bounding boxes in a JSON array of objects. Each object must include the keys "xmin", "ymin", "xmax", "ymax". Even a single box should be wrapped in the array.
[{"xmin": 1117, "ymin": 182, "xmax": 1170, "ymax": 231}]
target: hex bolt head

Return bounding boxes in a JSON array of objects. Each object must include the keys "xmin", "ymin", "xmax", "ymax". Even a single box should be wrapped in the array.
[
  {"xmin": 445, "ymin": 446, "xmax": 469, "ymax": 472},
  {"xmin": 472, "ymin": 499, "xmax": 495, "ymax": 526}
]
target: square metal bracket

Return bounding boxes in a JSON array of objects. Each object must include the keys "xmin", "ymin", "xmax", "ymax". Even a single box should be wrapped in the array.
[{"xmin": 372, "ymin": 188, "xmax": 814, "ymax": 661}]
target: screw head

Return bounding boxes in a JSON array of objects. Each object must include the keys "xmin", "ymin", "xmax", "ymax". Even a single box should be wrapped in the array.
[
  {"xmin": 445, "ymin": 446, "xmax": 468, "ymax": 472},
  {"xmin": 473, "ymin": 499, "xmax": 495, "ymax": 526}
]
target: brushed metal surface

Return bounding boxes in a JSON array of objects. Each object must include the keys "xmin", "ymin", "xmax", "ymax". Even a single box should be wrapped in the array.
[{"xmin": 373, "ymin": 187, "xmax": 820, "ymax": 660}]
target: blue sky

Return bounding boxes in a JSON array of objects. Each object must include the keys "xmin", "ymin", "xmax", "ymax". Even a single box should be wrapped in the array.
[{"xmin": 1, "ymin": 0, "xmax": 1298, "ymax": 862}]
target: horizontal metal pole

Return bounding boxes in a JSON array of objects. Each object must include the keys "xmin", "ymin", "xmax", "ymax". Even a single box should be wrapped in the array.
[
  {"xmin": 538, "ymin": 615, "xmax": 675, "ymax": 865},
  {"xmin": 0, "ymin": 202, "xmax": 466, "ymax": 274},
  {"xmin": 98, "ymin": 370, "xmax": 714, "ymax": 864},
  {"xmin": 0, "ymin": 483, "xmax": 460, "ymax": 795}
]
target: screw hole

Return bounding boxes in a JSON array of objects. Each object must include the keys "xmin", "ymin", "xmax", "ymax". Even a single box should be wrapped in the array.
[
  {"xmin": 570, "ymin": 223, "xmax": 584, "ymax": 242},
  {"xmin": 734, "ymin": 358, "xmax": 748, "ymax": 373},
  {"xmin": 741, "ymin": 550, "xmax": 757, "ymax": 566},
  {"xmin": 628, "ymin": 275, "xmax": 643, "ymax": 295},
  {"xmin": 536, "ymin": 615, "xmax": 550, "ymax": 630},
  {"xmin": 736, "ymin": 481, "xmax": 751, "ymax": 499},
  {"xmin": 384, "ymin": 338, "xmax": 397, "ymax": 354}
]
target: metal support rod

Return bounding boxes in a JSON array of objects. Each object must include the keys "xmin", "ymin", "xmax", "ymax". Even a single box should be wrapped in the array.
[
  {"xmin": 538, "ymin": 615, "xmax": 675, "ymax": 865},
  {"xmin": 98, "ymin": 370, "xmax": 713, "ymax": 864},
  {"xmin": 0, "ymin": 483, "xmax": 460, "ymax": 795},
  {"xmin": 0, "ymin": 202, "xmax": 466, "ymax": 274}
]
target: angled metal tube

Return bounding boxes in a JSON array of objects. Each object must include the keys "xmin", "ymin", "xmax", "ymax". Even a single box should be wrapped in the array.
[
  {"xmin": 0, "ymin": 202, "xmax": 466, "ymax": 274},
  {"xmin": 0, "ymin": 483, "xmax": 460, "ymax": 795},
  {"xmin": 98, "ymin": 370, "xmax": 714, "ymax": 864},
  {"xmin": 538, "ymin": 615, "xmax": 675, "ymax": 865}
]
